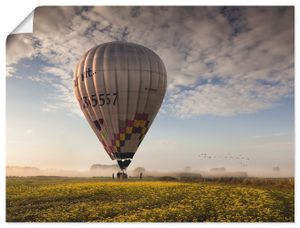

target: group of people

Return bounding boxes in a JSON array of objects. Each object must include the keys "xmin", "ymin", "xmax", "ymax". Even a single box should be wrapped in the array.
[
  {"xmin": 112, "ymin": 172, "xmax": 143, "ymax": 179},
  {"xmin": 117, "ymin": 171, "xmax": 128, "ymax": 179},
  {"xmin": 112, "ymin": 172, "xmax": 128, "ymax": 179}
]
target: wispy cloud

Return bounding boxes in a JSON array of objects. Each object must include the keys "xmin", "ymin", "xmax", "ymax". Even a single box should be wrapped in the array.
[
  {"xmin": 6, "ymin": 6, "xmax": 294, "ymax": 118},
  {"xmin": 41, "ymin": 103, "xmax": 58, "ymax": 113},
  {"xmin": 6, "ymin": 33, "xmax": 34, "ymax": 64}
]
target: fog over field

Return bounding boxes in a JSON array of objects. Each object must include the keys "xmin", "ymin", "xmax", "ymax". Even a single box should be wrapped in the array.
[{"xmin": 6, "ymin": 164, "xmax": 292, "ymax": 178}]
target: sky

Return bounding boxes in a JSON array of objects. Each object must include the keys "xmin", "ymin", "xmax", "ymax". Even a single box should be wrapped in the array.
[{"xmin": 6, "ymin": 6, "xmax": 294, "ymax": 176}]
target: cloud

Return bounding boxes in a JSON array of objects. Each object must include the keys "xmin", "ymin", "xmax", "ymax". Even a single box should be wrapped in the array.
[
  {"xmin": 166, "ymin": 74, "xmax": 293, "ymax": 117},
  {"xmin": 6, "ymin": 6, "xmax": 294, "ymax": 118},
  {"xmin": 6, "ymin": 33, "xmax": 34, "ymax": 65},
  {"xmin": 6, "ymin": 33, "xmax": 35, "ymax": 77},
  {"xmin": 163, "ymin": 7, "xmax": 294, "ymax": 116},
  {"xmin": 41, "ymin": 103, "xmax": 58, "ymax": 113},
  {"xmin": 6, "ymin": 65, "xmax": 15, "ymax": 78}
]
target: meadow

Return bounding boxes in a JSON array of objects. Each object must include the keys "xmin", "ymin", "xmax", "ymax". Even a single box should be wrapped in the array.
[{"xmin": 6, "ymin": 176, "xmax": 294, "ymax": 222}]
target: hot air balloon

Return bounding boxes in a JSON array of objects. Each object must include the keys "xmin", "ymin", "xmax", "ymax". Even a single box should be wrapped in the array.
[{"xmin": 73, "ymin": 41, "xmax": 167, "ymax": 172}]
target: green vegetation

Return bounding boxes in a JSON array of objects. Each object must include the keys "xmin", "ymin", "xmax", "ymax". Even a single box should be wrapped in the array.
[{"xmin": 6, "ymin": 176, "xmax": 294, "ymax": 222}]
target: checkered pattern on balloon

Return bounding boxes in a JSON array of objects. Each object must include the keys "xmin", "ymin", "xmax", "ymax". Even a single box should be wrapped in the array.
[{"xmin": 92, "ymin": 112, "xmax": 150, "ymax": 160}]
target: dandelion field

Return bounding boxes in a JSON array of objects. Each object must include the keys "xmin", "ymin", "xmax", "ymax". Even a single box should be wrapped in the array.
[{"xmin": 6, "ymin": 177, "xmax": 294, "ymax": 222}]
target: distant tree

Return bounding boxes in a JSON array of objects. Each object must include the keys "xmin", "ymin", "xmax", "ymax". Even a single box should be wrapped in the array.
[{"xmin": 133, "ymin": 167, "xmax": 146, "ymax": 176}]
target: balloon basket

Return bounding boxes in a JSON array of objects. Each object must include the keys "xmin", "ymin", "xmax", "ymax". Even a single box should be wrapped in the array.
[{"xmin": 116, "ymin": 170, "xmax": 128, "ymax": 179}]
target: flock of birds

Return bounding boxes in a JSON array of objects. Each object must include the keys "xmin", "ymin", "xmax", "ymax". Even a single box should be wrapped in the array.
[
  {"xmin": 197, "ymin": 153, "xmax": 281, "ymax": 171},
  {"xmin": 197, "ymin": 153, "xmax": 250, "ymax": 167}
]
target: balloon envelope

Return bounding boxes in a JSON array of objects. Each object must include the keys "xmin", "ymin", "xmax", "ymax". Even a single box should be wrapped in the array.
[{"xmin": 74, "ymin": 42, "xmax": 167, "ymax": 170}]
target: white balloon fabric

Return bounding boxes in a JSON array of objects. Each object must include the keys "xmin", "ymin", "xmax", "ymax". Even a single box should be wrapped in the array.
[{"xmin": 74, "ymin": 42, "xmax": 167, "ymax": 170}]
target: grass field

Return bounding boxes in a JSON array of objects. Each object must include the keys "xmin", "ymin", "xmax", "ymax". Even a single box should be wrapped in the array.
[{"xmin": 6, "ymin": 176, "xmax": 294, "ymax": 222}]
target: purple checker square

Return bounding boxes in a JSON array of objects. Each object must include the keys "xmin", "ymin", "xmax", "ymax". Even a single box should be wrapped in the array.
[
  {"xmin": 133, "ymin": 127, "xmax": 142, "ymax": 134},
  {"xmin": 120, "ymin": 141, "xmax": 125, "ymax": 147},
  {"xmin": 135, "ymin": 113, "xmax": 143, "ymax": 120},
  {"xmin": 119, "ymin": 128, "xmax": 125, "ymax": 133},
  {"xmin": 125, "ymin": 134, "xmax": 131, "ymax": 140},
  {"xmin": 134, "ymin": 113, "xmax": 139, "ymax": 119},
  {"xmin": 93, "ymin": 120, "xmax": 101, "ymax": 131},
  {"xmin": 127, "ymin": 120, "xmax": 134, "ymax": 127},
  {"xmin": 141, "ymin": 113, "xmax": 148, "ymax": 120}
]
